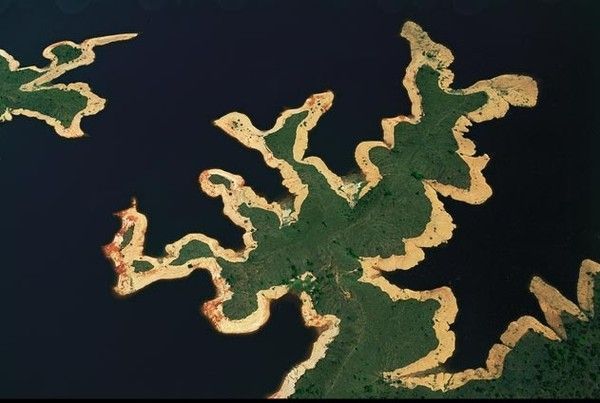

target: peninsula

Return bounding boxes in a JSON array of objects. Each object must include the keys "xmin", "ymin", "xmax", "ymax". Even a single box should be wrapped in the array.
[
  {"xmin": 103, "ymin": 22, "xmax": 598, "ymax": 398},
  {"xmin": 0, "ymin": 33, "xmax": 136, "ymax": 137}
]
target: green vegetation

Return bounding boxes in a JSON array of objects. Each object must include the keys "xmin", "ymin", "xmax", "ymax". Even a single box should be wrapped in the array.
[
  {"xmin": 287, "ymin": 276, "xmax": 315, "ymax": 294},
  {"xmin": 120, "ymin": 226, "xmax": 135, "ymax": 248},
  {"xmin": 116, "ymin": 57, "xmax": 594, "ymax": 395},
  {"xmin": 109, "ymin": 23, "xmax": 556, "ymax": 398},
  {"xmin": 215, "ymin": 67, "xmax": 486, "ymax": 324},
  {"xmin": 0, "ymin": 35, "xmax": 134, "ymax": 134},
  {"xmin": 130, "ymin": 66, "xmax": 491, "ymax": 397},
  {"xmin": 247, "ymin": 67, "xmax": 483, "ymax": 397},
  {"xmin": 362, "ymin": 282, "xmax": 600, "ymax": 399},
  {"xmin": 0, "ymin": 53, "xmax": 87, "ymax": 127},
  {"xmin": 50, "ymin": 44, "xmax": 83, "ymax": 65},
  {"xmin": 132, "ymin": 260, "xmax": 154, "ymax": 273},
  {"xmin": 171, "ymin": 240, "xmax": 212, "ymax": 266},
  {"xmin": 208, "ymin": 174, "xmax": 231, "ymax": 186}
]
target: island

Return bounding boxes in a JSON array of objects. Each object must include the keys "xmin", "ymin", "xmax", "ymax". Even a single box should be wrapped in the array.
[
  {"xmin": 103, "ymin": 22, "xmax": 599, "ymax": 398},
  {"xmin": 0, "ymin": 33, "xmax": 136, "ymax": 137}
]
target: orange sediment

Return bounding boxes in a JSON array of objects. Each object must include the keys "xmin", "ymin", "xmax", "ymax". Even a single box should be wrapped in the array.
[{"xmin": 101, "ymin": 21, "xmax": 567, "ymax": 398}]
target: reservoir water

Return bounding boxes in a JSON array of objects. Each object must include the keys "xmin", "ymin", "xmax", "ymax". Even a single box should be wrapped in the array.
[{"xmin": 0, "ymin": 0, "xmax": 598, "ymax": 397}]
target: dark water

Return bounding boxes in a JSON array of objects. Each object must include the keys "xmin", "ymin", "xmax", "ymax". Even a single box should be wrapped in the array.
[{"xmin": 0, "ymin": 0, "xmax": 598, "ymax": 397}]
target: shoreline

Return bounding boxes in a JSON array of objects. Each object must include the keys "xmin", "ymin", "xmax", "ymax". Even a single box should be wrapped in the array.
[
  {"xmin": 0, "ymin": 33, "xmax": 136, "ymax": 137},
  {"xmin": 391, "ymin": 259, "xmax": 600, "ymax": 391},
  {"xmin": 359, "ymin": 21, "xmax": 537, "ymax": 386},
  {"xmin": 101, "ymin": 21, "xmax": 593, "ymax": 398}
]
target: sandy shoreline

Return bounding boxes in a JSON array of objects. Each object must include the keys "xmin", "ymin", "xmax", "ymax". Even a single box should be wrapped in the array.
[
  {"xmin": 0, "ymin": 33, "xmax": 136, "ymax": 137},
  {"xmin": 358, "ymin": 20, "xmax": 537, "ymax": 388},
  {"xmin": 103, "ymin": 90, "xmax": 343, "ymax": 397},
  {"xmin": 101, "ymin": 20, "xmax": 596, "ymax": 398},
  {"xmin": 392, "ymin": 259, "xmax": 600, "ymax": 391}
]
